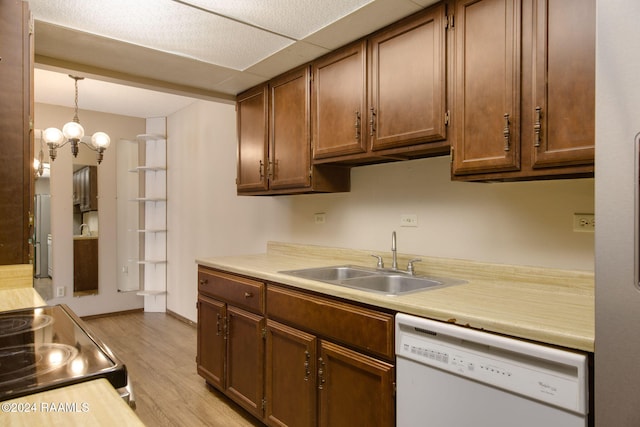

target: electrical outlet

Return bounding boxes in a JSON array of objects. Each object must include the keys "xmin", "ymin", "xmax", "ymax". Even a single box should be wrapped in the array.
[
  {"xmin": 400, "ymin": 214, "xmax": 418, "ymax": 227},
  {"xmin": 314, "ymin": 212, "xmax": 326, "ymax": 224},
  {"xmin": 56, "ymin": 286, "xmax": 65, "ymax": 297},
  {"xmin": 573, "ymin": 213, "xmax": 595, "ymax": 232}
]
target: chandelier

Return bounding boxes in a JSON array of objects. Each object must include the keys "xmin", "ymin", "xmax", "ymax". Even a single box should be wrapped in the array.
[{"xmin": 43, "ymin": 75, "xmax": 111, "ymax": 164}]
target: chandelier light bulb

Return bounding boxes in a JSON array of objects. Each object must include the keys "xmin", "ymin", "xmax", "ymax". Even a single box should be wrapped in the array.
[
  {"xmin": 43, "ymin": 127, "xmax": 65, "ymax": 146},
  {"xmin": 91, "ymin": 132, "xmax": 111, "ymax": 149},
  {"xmin": 62, "ymin": 120, "xmax": 85, "ymax": 140}
]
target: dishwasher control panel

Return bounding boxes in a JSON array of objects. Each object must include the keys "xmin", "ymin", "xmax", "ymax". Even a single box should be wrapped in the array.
[{"xmin": 395, "ymin": 314, "xmax": 588, "ymax": 414}]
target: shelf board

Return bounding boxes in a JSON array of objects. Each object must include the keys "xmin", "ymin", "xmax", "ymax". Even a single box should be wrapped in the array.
[
  {"xmin": 136, "ymin": 290, "xmax": 167, "ymax": 297},
  {"xmin": 128, "ymin": 259, "xmax": 167, "ymax": 264},
  {"xmin": 129, "ymin": 197, "xmax": 166, "ymax": 202},
  {"xmin": 133, "ymin": 229, "xmax": 167, "ymax": 233},
  {"xmin": 128, "ymin": 166, "xmax": 166, "ymax": 173},
  {"xmin": 136, "ymin": 133, "xmax": 166, "ymax": 141}
]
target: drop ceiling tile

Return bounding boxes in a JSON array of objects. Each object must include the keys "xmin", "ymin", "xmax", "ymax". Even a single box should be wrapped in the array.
[
  {"xmin": 245, "ymin": 41, "xmax": 331, "ymax": 79},
  {"xmin": 302, "ymin": 0, "xmax": 423, "ymax": 50},
  {"xmin": 181, "ymin": 0, "xmax": 374, "ymax": 40},
  {"xmin": 29, "ymin": 0, "xmax": 294, "ymax": 70}
]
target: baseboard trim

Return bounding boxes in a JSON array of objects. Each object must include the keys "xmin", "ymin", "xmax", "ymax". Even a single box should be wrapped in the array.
[
  {"xmin": 167, "ymin": 309, "xmax": 196, "ymax": 327},
  {"xmin": 80, "ymin": 308, "xmax": 144, "ymax": 321}
]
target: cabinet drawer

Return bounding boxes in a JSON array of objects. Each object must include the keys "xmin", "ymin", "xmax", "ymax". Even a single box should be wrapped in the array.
[
  {"xmin": 198, "ymin": 267, "xmax": 265, "ymax": 314},
  {"xmin": 267, "ymin": 285, "xmax": 394, "ymax": 360}
]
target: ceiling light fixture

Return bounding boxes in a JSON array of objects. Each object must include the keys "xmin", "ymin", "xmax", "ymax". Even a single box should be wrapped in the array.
[{"xmin": 43, "ymin": 75, "xmax": 111, "ymax": 164}]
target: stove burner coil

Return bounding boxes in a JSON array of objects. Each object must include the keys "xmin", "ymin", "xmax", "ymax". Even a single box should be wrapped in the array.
[
  {"xmin": 0, "ymin": 315, "xmax": 53, "ymax": 338},
  {"xmin": 0, "ymin": 343, "xmax": 79, "ymax": 386}
]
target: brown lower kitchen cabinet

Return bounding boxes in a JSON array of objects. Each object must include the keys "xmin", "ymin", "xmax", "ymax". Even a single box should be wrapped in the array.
[
  {"xmin": 266, "ymin": 285, "xmax": 395, "ymax": 427},
  {"xmin": 196, "ymin": 267, "xmax": 266, "ymax": 420},
  {"xmin": 73, "ymin": 237, "xmax": 98, "ymax": 293},
  {"xmin": 197, "ymin": 266, "xmax": 395, "ymax": 426},
  {"xmin": 266, "ymin": 319, "xmax": 394, "ymax": 427}
]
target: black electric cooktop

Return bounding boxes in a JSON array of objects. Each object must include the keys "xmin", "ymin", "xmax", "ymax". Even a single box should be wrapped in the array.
[{"xmin": 0, "ymin": 304, "xmax": 127, "ymax": 401}]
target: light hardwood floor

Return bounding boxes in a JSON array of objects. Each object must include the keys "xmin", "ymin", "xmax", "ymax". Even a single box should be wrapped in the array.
[{"xmin": 84, "ymin": 311, "xmax": 262, "ymax": 427}]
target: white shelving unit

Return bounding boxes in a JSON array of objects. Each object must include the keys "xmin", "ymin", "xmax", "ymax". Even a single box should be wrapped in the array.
[{"xmin": 126, "ymin": 131, "xmax": 167, "ymax": 312}]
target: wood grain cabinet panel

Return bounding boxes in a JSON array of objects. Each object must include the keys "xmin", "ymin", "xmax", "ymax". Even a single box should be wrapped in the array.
[
  {"xmin": 197, "ymin": 267, "xmax": 396, "ymax": 426},
  {"xmin": 369, "ymin": 3, "xmax": 447, "ymax": 151},
  {"xmin": 73, "ymin": 238, "xmax": 98, "ymax": 292},
  {"xmin": 530, "ymin": 0, "xmax": 595, "ymax": 168},
  {"xmin": 0, "ymin": 0, "xmax": 33, "ymax": 264},
  {"xmin": 236, "ymin": 84, "xmax": 269, "ymax": 193},
  {"xmin": 226, "ymin": 306, "xmax": 265, "ymax": 419},
  {"xmin": 312, "ymin": 41, "xmax": 368, "ymax": 159},
  {"xmin": 237, "ymin": 68, "xmax": 350, "ymax": 195},
  {"xmin": 318, "ymin": 340, "xmax": 394, "ymax": 427},
  {"xmin": 266, "ymin": 284, "xmax": 394, "ymax": 360},
  {"xmin": 452, "ymin": 0, "xmax": 521, "ymax": 175},
  {"xmin": 265, "ymin": 320, "xmax": 317, "ymax": 427},
  {"xmin": 311, "ymin": 5, "xmax": 449, "ymax": 164},
  {"xmin": 197, "ymin": 295, "xmax": 226, "ymax": 390},
  {"xmin": 196, "ymin": 268, "xmax": 266, "ymax": 420},
  {"xmin": 452, "ymin": 0, "xmax": 595, "ymax": 180},
  {"xmin": 269, "ymin": 66, "xmax": 312, "ymax": 190}
]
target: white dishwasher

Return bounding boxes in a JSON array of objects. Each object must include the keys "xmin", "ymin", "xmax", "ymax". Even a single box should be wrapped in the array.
[{"xmin": 395, "ymin": 313, "xmax": 589, "ymax": 427}]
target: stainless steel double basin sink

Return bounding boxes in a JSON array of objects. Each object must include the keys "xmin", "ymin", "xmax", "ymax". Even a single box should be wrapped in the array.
[{"xmin": 279, "ymin": 265, "xmax": 466, "ymax": 296}]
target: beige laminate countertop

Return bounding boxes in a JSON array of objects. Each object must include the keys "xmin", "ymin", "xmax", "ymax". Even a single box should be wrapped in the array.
[
  {"xmin": 0, "ymin": 379, "xmax": 144, "ymax": 427},
  {"xmin": 197, "ymin": 242, "xmax": 594, "ymax": 352},
  {"xmin": 0, "ymin": 287, "xmax": 46, "ymax": 312}
]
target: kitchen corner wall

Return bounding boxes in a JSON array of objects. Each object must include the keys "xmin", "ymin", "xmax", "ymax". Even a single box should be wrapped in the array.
[{"xmin": 167, "ymin": 100, "xmax": 594, "ymax": 322}]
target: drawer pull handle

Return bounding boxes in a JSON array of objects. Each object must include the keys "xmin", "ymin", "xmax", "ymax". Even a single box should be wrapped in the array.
[
  {"xmin": 199, "ymin": 278, "xmax": 208, "ymax": 285},
  {"xmin": 534, "ymin": 106, "xmax": 542, "ymax": 147},
  {"xmin": 503, "ymin": 113, "xmax": 511, "ymax": 151},
  {"xmin": 369, "ymin": 107, "xmax": 376, "ymax": 136},
  {"xmin": 244, "ymin": 292, "xmax": 253, "ymax": 298}
]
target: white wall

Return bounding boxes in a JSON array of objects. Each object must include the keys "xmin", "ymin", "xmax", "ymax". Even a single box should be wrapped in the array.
[
  {"xmin": 35, "ymin": 103, "xmax": 146, "ymax": 316},
  {"xmin": 167, "ymin": 101, "xmax": 293, "ymax": 319},
  {"xmin": 167, "ymin": 100, "xmax": 594, "ymax": 322},
  {"xmin": 286, "ymin": 159, "xmax": 593, "ymax": 269}
]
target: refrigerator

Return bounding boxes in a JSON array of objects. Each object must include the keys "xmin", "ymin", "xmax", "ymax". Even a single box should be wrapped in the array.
[
  {"xmin": 34, "ymin": 194, "xmax": 51, "ymax": 278},
  {"xmin": 595, "ymin": 1, "xmax": 640, "ymax": 424}
]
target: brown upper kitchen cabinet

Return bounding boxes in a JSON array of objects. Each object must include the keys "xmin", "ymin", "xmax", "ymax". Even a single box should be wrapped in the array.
[
  {"xmin": 528, "ymin": 0, "xmax": 595, "ymax": 169},
  {"xmin": 312, "ymin": 41, "xmax": 368, "ymax": 159},
  {"xmin": 451, "ymin": 0, "xmax": 595, "ymax": 180},
  {"xmin": 312, "ymin": 4, "xmax": 450, "ymax": 165},
  {"xmin": 236, "ymin": 67, "xmax": 349, "ymax": 195},
  {"xmin": 0, "ymin": 0, "xmax": 33, "ymax": 264},
  {"xmin": 236, "ymin": 84, "xmax": 269, "ymax": 193},
  {"xmin": 368, "ymin": 3, "xmax": 448, "ymax": 153}
]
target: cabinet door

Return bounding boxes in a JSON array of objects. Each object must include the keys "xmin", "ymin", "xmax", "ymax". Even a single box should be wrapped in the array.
[
  {"xmin": 369, "ymin": 5, "xmax": 447, "ymax": 151},
  {"xmin": 269, "ymin": 66, "xmax": 312, "ymax": 190},
  {"xmin": 237, "ymin": 84, "xmax": 269, "ymax": 193},
  {"xmin": 265, "ymin": 320, "xmax": 317, "ymax": 427},
  {"xmin": 452, "ymin": 0, "xmax": 520, "ymax": 175},
  {"xmin": 530, "ymin": 0, "xmax": 595, "ymax": 168},
  {"xmin": 197, "ymin": 295, "xmax": 226, "ymax": 390},
  {"xmin": 226, "ymin": 306, "xmax": 265, "ymax": 419},
  {"xmin": 0, "ymin": 0, "xmax": 32, "ymax": 264},
  {"xmin": 312, "ymin": 41, "xmax": 367, "ymax": 159},
  {"xmin": 318, "ymin": 340, "xmax": 394, "ymax": 427},
  {"xmin": 72, "ymin": 238, "xmax": 98, "ymax": 292}
]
